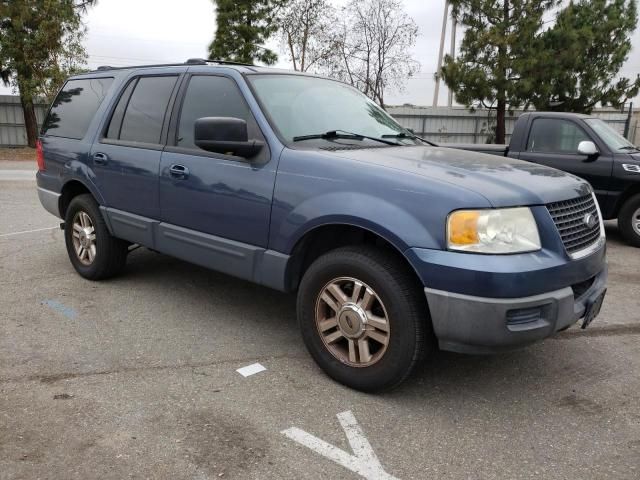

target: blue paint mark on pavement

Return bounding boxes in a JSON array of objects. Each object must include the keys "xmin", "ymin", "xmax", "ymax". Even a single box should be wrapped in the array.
[{"xmin": 42, "ymin": 299, "xmax": 78, "ymax": 320}]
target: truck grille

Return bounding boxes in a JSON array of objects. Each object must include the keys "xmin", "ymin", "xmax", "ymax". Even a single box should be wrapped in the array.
[{"xmin": 546, "ymin": 194, "xmax": 602, "ymax": 256}]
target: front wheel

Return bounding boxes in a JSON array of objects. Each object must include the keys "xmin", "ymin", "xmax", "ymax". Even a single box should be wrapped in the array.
[
  {"xmin": 618, "ymin": 194, "xmax": 640, "ymax": 247},
  {"xmin": 297, "ymin": 246, "xmax": 431, "ymax": 392}
]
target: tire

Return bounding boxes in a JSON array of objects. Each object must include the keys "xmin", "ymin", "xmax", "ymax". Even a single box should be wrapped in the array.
[
  {"xmin": 297, "ymin": 245, "xmax": 432, "ymax": 392},
  {"xmin": 618, "ymin": 194, "xmax": 640, "ymax": 247},
  {"xmin": 64, "ymin": 194, "xmax": 128, "ymax": 280}
]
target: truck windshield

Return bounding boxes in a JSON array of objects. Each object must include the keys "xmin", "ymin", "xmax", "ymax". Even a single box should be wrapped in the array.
[
  {"xmin": 584, "ymin": 118, "xmax": 638, "ymax": 151},
  {"xmin": 247, "ymin": 74, "xmax": 417, "ymax": 145}
]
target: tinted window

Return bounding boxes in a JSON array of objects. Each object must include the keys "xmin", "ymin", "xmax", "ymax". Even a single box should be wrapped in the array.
[
  {"xmin": 527, "ymin": 118, "xmax": 590, "ymax": 154},
  {"xmin": 106, "ymin": 80, "xmax": 136, "ymax": 139},
  {"xmin": 42, "ymin": 77, "xmax": 114, "ymax": 139},
  {"xmin": 177, "ymin": 76, "xmax": 257, "ymax": 149},
  {"xmin": 117, "ymin": 76, "xmax": 177, "ymax": 144}
]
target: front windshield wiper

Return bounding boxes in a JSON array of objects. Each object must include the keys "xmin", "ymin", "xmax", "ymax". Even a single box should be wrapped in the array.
[
  {"xmin": 619, "ymin": 145, "xmax": 640, "ymax": 151},
  {"xmin": 292, "ymin": 130, "xmax": 401, "ymax": 146},
  {"xmin": 381, "ymin": 132, "xmax": 438, "ymax": 147}
]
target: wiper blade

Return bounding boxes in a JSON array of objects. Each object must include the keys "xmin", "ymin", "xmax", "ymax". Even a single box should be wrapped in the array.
[
  {"xmin": 619, "ymin": 145, "xmax": 639, "ymax": 151},
  {"xmin": 293, "ymin": 130, "xmax": 401, "ymax": 146},
  {"xmin": 381, "ymin": 132, "xmax": 438, "ymax": 147}
]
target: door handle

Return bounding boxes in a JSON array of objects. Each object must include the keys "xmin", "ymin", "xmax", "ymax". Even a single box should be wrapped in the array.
[
  {"xmin": 169, "ymin": 164, "xmax": 189, "ymax": 179},
  {"xmin": 93, "ymin": 152, "xmax": 108, "ymax": 165}
]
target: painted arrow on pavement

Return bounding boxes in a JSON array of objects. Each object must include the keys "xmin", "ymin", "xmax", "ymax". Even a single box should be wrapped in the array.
[{"xmin": 282, "ymin": 410, "xmax": 399, "ymax": 480}]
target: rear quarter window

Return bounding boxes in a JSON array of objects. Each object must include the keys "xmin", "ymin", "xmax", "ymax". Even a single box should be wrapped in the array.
[{"xmin": 42, "ymin": 77, "xmax": 114, "ymax": 139}]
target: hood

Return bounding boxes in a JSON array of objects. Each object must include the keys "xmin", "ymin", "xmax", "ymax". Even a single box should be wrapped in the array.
[{"xmin": 329, "ymin": 145, "xmax": 591, "ymax": 206}]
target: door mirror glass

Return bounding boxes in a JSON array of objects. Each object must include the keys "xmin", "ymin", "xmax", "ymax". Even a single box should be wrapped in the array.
[
  {"xmin": 577, "ymin": 140, "xmax": 598, "ymax": 156},
  {"xmin": 194, "ymin": 117, "xmax": 264, "ymax": 158}
]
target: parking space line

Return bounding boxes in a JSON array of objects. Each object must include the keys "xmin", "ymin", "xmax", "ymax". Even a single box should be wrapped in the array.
[
  {"xmin": 282, "ymin": 410, "xmax": 398, "ymax": 480},
  {"xmin": 42, "ymin": 299, "xmax": 78, "ymax": 320},
  {"xmin": 0, "ymin": 226, "xmax": 58, "ymax": 238}
]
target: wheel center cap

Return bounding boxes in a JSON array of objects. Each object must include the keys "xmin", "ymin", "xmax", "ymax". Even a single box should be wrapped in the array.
[
  {"xmin": 337, "ymin": 303, "xmax": 367, "ymax": 338},
  {"xmin": 79, "ymin": 229, "xmax": 90, "ymax": 248}
]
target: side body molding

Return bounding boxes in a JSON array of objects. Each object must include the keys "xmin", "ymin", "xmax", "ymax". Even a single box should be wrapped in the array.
[{"xmin": 100, "ymin": 207, "xmax": 289, "ymax": 290}]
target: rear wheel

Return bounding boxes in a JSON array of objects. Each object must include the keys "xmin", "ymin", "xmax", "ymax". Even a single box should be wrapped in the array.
[
  {"xmin": 297, "ymin": 246, "xmax": 431, "ymax": 392},
  {"xmin": 64, "ymin": 194, "xmax": 128, "ymax": 279},
  {"xmin": 618, "ymin": 194, "xmax": 640, "ymax": 247}
]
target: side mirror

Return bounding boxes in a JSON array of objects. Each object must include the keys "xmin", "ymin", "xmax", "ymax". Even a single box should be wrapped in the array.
[
  {"xmin": 577, "ymin": 140, "xmax": 598, "ymax": 157},
  {"xmin": 194, "ymin": 117, "xmax": 264, "ymax": 158}
]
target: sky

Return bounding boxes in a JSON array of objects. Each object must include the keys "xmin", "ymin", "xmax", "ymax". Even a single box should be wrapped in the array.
[{"xmin": 2, "ymin": 0, "xmax": 640, "ymax": 107}]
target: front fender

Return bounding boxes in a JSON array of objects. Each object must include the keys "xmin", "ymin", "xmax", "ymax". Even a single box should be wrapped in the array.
[{"xmin": 273, "ymin": 191, "xmax": 440, "ymax": 254}]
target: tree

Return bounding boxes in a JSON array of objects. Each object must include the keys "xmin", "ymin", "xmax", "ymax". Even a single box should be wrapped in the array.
[
  {"xmin": 0, "ymin": 0, "xmax": 95, "ymax": 147},
  {"xmin": 278, "ymin": 0, "xmax": 337, "ymax": 72},
  {"xmin": 527, "ymin": 0, "xmax": 640, "ymax": 113},
  {"xmin": 319, "ymin": 0, "xmax": 419, "ymax": 107},
  {"xmin": 209, "ymin": 0, "xmax": 282, "ymax": 65},
  {"xmin": 441, "ymin": 0, "xmax": 556, "ymax": 144}
]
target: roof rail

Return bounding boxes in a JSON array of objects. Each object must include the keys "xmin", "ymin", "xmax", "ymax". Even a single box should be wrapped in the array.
[{"xmin": 186, "ymin": 58, "xmax": 255, "ymax": 67}]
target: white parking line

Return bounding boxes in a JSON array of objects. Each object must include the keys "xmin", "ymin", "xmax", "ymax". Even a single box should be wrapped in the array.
[
  {"xmin": 0, "ymin": 170, "xmax": 36, "ymax": 181},
  {"xmin": 0, "ymin": 226, "xmax": 58, "ymax": 238},
  {"xmin": 282, "ymin": 410, "xmax": 399, "ymax": 480}
]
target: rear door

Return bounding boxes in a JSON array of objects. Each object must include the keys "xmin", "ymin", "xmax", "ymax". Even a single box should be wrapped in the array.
[
  {"xmin": 517, "ymin": 117, "xmax": 613, "ymax": 203},
  {"xmin": 91, "ymin": 73, "xmax": 180, "ymax": 221}
]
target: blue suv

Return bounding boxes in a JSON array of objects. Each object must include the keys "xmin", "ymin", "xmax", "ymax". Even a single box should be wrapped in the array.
[{"xmin": 36, "ymin": 60, "xmax": 608, "ymax": 391}]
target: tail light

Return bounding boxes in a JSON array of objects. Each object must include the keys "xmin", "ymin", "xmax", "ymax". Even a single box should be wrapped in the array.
[{"xmin": 36, "ymin": 139, "xmax": 45, "ymax": 171}]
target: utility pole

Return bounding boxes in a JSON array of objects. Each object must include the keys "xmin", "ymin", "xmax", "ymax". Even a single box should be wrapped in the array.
[
  {"xmin": 433, "ymin": 0, "xmax": 449, "ymax": 107},
  {"xmin": 447, "ymin": 13, "xmax": 457, "ymax": 107}
]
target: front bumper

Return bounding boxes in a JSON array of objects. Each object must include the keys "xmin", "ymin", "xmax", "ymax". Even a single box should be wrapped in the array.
[{"xmin": 425, "ymin": 264, "xmax": 608, "ymax": 354}]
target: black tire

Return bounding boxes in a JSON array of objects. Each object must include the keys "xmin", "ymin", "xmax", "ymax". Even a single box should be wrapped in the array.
[
  {"xmin": 64, "ymin": 194, "xmax": 128, "ymax": 280},
  {"xmin": 297, "ymin": 245, "xmax": 432, "ymax": 392},
  {"xmin": 618, "ymin": 194, "xmax": 640, "ymax": 247}
]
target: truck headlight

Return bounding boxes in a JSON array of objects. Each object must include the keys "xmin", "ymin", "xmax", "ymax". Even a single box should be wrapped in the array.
[{"xmin": 447, "ymin": 207, "xmax": 541, "ymax": 253}]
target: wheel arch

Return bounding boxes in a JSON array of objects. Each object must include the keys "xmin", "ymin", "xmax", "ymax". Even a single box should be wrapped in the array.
[
  {"xmin": 613, "ymin": 184, "xmax": 640, "ymax": 218},
  {"xmin": 59, "ymin": 179, "xmax": 103, "ymax": 220},
  {"xmin": 283, "ymin": 222, "xmax": 424, "ymax": 293}
]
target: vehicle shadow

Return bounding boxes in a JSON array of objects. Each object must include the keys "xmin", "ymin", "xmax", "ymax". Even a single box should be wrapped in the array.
[{"xmin": 115, "ymin": 246, "xmax": 622, "ymax": 407}]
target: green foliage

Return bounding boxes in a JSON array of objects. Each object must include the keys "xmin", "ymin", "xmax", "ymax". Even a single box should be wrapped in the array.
[
  {"xmin": 0, "ymin": 0, "xmax": 94, "ymax": 101},
  {"xmin": 209, "ymin": 0, "xmax": 282, "ymax": 65},
  {"xmin": 441, "ymin": 0, "xmax": 640, "ymax": 142},
  {"xmin": 528, "ymin": 0, "xmax": 640, "ymax": 113},
  {"xmin": 0, "ymin": 0, "xmax": 95, "ymax": 146},
  {"xmin": 441, "ymin": 1, "xmax": 557, "ymax": 142}
]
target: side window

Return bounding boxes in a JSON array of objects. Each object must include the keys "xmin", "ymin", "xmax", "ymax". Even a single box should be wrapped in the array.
[
  {"xmin": 106, "ymin": 75, "xmax": 178, "ymax": 144},
  {"xmin": 526, "ymin": 118, "xmax": 590, "ymax": 154},
  {"xmin": 176, "ymin": 75, "xmax": 259, "ymax": 149},
  {"xmin": 42, "ymin": 77, "xmax": 114, "ymax": 139}
]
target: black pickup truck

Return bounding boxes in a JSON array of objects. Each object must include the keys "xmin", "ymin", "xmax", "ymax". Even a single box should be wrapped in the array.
[{"xmin": 447, "ymin": 112, "xmax": 640, "ymax": 246}]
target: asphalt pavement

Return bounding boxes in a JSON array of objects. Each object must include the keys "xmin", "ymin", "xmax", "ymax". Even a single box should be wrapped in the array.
[{"xmin": 1, "ymin": 161, "xmax": 639, "ymax": 480}]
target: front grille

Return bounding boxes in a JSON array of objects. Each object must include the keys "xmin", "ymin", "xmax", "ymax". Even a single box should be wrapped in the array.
[
  {"xmin": 547, "ymin": 194, "xmax": 602, "ymax": 255},
  {"xmin": 571, "ymin": 276, "xmax": 596, "ymax": 299}
]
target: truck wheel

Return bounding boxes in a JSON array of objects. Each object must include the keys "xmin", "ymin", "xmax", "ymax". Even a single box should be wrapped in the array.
[
  {"xmin": 64, "ymin": 194, "xmax": 128, "ymax": 280},
  {"xmin": 297, "ymin": 246, "xmax": 431, "ymax": 392},
  {"xmin": 618, "ymin": 194, "xmax": 640, "ymax": 247}
]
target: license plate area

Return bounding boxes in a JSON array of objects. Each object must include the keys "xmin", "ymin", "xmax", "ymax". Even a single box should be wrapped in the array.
[{"xmin": 581, "ymin": 289, "xmax": 606, "ymax": 329}]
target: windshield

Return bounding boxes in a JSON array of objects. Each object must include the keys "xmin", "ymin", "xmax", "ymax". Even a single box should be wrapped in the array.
[
  {"xmin": 247, "ymin": 74, "xmax": 415, "ymax": 144},
  {"xmin": 584, "ymin": 118, "xmax": 637, "ymax": 151}
]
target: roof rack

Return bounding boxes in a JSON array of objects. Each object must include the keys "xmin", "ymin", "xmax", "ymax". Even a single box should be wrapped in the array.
[{"xmin": 90, "ymin": 58, "xmax": 256, "ymax": 73}]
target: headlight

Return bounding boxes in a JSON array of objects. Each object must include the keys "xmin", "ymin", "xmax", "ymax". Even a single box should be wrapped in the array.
[{"xmin": 447, "ymin": 207, "xmax": 541, "ymax": 254}]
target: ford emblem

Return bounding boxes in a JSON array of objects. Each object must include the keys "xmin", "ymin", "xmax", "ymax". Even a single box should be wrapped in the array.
[{"xmin": 583, "ymin": 213, "xmax": 598, "ymax": 229}]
